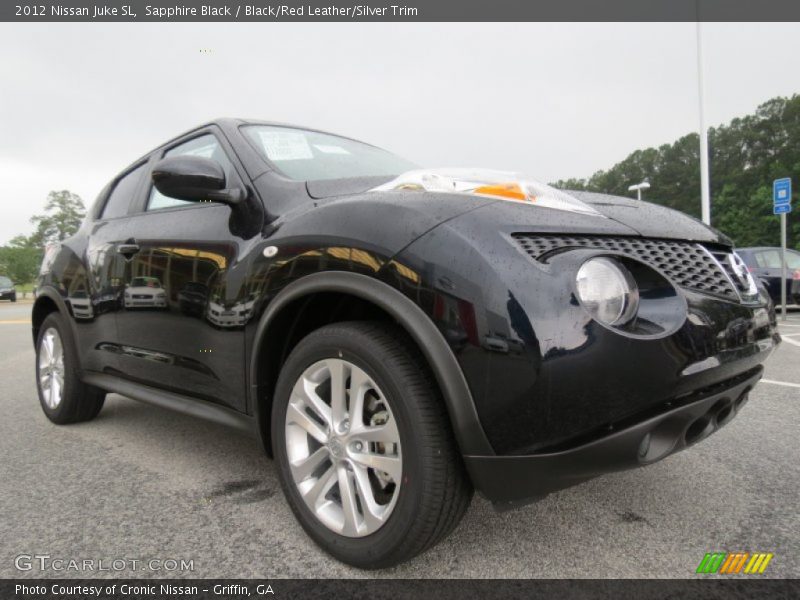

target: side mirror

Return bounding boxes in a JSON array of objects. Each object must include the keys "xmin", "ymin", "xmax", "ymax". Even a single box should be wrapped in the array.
[{"xmin": 152, "ymin": 156, "xmax": 245, "ymax": 206}]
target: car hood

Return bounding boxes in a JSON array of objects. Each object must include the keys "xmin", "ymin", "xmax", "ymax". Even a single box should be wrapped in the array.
[
  {"xmin": 308, "ymin": 174, "xmax": 732, "ymax": 247},
  {"xmin": 569, "ymin": 191, "xmax": 731, "ymax": 245},
  {"xmin": 307, "ymin": 175, "xmax": 394, "ymax": 199}
]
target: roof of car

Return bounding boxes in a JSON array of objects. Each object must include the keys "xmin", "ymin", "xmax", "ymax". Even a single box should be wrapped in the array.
[
  {"xmin": 93, "ymin": 118, "xmax": 379, "ymax": 220},
  {"xmin": 119, "ymin": 117, "xmax": 374, "ymax": 171},
  {"xmin": 173, "ymin": 118, "xmax": 351, "ymax": 142}
]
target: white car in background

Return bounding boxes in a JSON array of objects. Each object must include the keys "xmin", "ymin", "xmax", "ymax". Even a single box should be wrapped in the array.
[{"xmin": 123, "ymin": 277, "xmax": 167, "ymax": 309}]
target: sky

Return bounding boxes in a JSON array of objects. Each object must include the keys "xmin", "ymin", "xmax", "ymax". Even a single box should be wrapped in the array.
[{"xmin": 0, "ymin": 22, "xmax": 799, "ymax": 245}]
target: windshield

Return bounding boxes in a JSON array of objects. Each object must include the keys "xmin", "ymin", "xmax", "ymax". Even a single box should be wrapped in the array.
[
  {"xmin": 131, "ymin": 277, "xmax": 161, "ymax": 288},
  {"xmin": 244, "ymin": 125, "xmax": 417, "ymax": 181},
  {"xmin": 0, "ymin": 276, "xmax": 12, "ymax": 287}
]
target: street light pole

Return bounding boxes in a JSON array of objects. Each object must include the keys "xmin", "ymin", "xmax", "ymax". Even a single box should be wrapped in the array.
[
  {"xmin": 628, "ymin": 181, "xmax": 651, "ymax": 201},
  {"xmin": 697, "ymin": 21, "xmax": 711, "ymax": 226}
]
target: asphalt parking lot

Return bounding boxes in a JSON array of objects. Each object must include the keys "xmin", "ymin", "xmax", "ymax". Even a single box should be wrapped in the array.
[{"xmin": 0, "ymin": 299, "xmax": 798, "ymax": 579}]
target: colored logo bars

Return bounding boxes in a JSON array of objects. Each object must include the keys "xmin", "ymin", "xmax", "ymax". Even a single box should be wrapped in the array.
[{"xmin": 696, "ymin": 552, "xmax": 774, "ymax": 574}]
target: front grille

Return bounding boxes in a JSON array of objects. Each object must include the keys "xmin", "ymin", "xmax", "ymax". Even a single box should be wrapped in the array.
[
  {"xmin": 711, "ymin": 250, "xmax": 750, "ymax": 294},
  {"xmin": 511, "ymin": 234, "xmax": 738, "ymax": 300}
]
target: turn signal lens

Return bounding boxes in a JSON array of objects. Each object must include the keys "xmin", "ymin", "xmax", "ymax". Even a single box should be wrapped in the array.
[
  {"xmin": 473, "ymin": 183, "xmax": 527, "ymax": 201},
  {"xmin": 576, "ymin": 257, "xmax": 639, "ymax": 326}
]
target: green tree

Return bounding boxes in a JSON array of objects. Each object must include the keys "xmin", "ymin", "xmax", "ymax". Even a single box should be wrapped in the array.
[
  {"xmin": 0, "ymin": 240, "xmax": 41, "ymax": 286},
  {"xmin": 29, "ymin": 190, "xmax": 86, "ymax": 247},
  {"xmin": 714, "ymin": 185, "xmax": 779, "ymax": 247},
  {"xmin": 553, "ymin": 94, "xmax": 800, "ymax": 250}
]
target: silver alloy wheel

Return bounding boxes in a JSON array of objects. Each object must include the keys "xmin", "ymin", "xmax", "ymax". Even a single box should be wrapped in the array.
[
  {"xmin": 285, "ymin": 358, "xmax": 402, "ymax": 537},
  {"xmin": 38, "ymin": 327, "xmax": 65, "ymax": 409}
]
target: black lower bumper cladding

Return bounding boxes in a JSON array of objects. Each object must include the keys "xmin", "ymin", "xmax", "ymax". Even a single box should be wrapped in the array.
[{"xmin": 465, "ymin": 368, "xmax": 762, "ymax": 510}]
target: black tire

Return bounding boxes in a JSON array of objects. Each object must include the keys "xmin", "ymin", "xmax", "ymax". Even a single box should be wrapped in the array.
[
  {"xmin": 272, "ymin": 321, "xmax": 473, "ymax": 569},
  {"xmin": 11, "ymin": 293, "xmax": 17, "ymax": 302},
  {"xmin": 35, "ymin": 311, "xmax": 106, "ymax": 424}
]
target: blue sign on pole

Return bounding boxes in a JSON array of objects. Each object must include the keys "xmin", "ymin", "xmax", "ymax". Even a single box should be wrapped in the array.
[
  {"xmin": 774, "ymin": 203, "xmax": 792, "ymax": 215},
  {"xmin": 773, "ymin": 177, "xmax": 791, "ymax": 206}
]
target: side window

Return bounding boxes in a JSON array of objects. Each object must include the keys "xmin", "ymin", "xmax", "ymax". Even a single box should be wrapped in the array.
[
  {"xmin": 102, "ymin": 164, "xmax": 147, "ymax": 219},
  {"xmin": 757, "ymin": 250, "xmax": 781, "ymax": 269},
  {"xmin": 147, "ymin": 134, "xmax": 236, "ymax": 211}
]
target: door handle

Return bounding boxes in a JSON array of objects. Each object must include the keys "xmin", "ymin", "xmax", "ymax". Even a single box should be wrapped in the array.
[{"xmin": 117, "ymin": 243, "xmax": 140, "ymax": 257}]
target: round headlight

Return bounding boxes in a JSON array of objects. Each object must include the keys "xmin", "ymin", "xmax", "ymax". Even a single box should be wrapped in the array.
[{"xmin": 576, "ymin": 257, "xmax": 639, "ymax": 325}]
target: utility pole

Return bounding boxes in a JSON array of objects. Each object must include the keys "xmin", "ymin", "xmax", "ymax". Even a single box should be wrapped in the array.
[{"xmin": 696, "ymin": 21, "xmax": 711, "ymax": 225}]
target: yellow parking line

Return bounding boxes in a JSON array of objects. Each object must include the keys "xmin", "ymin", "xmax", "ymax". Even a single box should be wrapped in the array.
[{"xmin": 0, "ymin": 319, "xmax": 30, "ymax": 324}]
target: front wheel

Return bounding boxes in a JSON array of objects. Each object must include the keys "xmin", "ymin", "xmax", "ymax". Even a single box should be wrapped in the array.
[
  {"xmin": 36, "ymin": 312, "xmax": 106, "ymax": 424},
  {"xmin": 272, "ymin": 321, "xmax": 472, "ymax": 568}
]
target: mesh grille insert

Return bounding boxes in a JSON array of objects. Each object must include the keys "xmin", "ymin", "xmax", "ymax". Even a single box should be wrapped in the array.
[{"xmin": 511, "ymin": 234, "xmax": 738, "ymax": 300}]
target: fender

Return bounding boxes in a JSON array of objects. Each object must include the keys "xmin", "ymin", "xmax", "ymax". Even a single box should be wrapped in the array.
[
  {"xmin": 249, "ymin": 271, "xmax": 495, "ymax": 457},
  {"xmin": 31, "ymin": 286, "xmax": 93, "ymax": 381},
  {"xmin": 31, "ymin": 286, "xmax": 74, "ymax": 344}
]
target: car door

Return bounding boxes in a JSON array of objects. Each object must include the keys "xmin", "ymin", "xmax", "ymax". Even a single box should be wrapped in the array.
[
  {"xmin": 113, "ymin": 130, "xmax": 250, "ymax": 411},
  {"xmin": 74, "ymin": 162, "xmax": 149, "ymax": 375},
  {"xmin": 759, "ymin": 248, "xmax": 800, "ymax": 304},
  {"xmin": 752, "ymin": 249, "xmax": 784, "ymax": 301}
]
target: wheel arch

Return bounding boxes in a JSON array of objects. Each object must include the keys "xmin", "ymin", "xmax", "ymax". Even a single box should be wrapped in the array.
[
  {"xmin": 249, "ymin": 271, "xmax": 495, "ymax": 458},
  {"xmin": 31, "ymin": 287, "xmax": 70, "ymax": 345}
]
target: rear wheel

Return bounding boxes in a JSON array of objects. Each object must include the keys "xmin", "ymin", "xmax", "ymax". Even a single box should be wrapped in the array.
[
  {"xmin": 272, "ymin": 321, "xmax": 472, "ymax": 569},
  {"xmin": 36, "ymin": 312, "xmax": 105, "ymax": 424}
]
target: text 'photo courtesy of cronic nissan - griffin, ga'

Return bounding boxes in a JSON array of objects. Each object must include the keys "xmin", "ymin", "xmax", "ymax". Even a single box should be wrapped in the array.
[{"xmin": 32, "ymin": 119, "xmax": 780, "ymax": 569}]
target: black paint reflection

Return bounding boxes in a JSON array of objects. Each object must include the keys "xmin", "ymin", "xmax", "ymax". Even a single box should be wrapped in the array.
[
  {"xmin": 123, "ymin": 276, "xmax": 167, "ymax": 309},
  {"xmin": 114, "ymin": 236, "xmax": 241, "ymax": 409},
  {"xmin": 178, "ymin": 282, "xmax": 208, "ymax": 317}
]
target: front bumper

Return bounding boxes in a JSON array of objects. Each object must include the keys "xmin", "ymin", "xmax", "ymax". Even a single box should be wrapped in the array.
[
  {"xmin": 0, "ymin": 290, "xmax": 14, "ymax": 299},
  {"xmin": 464, "ymin": 367, "xmax": 762, "ymax": 510},
  {"xmin": 124, "ymin": 298, "xmax": 167, "ymax": 308}
]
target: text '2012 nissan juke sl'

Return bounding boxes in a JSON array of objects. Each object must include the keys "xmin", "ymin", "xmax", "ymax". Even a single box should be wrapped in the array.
[{"xmin": 33, "ymin": 120, "xmax": 780, "ymax": 568}]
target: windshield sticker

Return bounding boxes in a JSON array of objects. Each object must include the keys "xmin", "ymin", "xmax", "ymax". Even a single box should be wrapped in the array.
[
  {"xmin": 313, "ymin": 144, "xmax": 351, "ymax": 155},
  {"xmin": 258, "ymin": 131, "xmax": 313, "ymax": 161}
]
